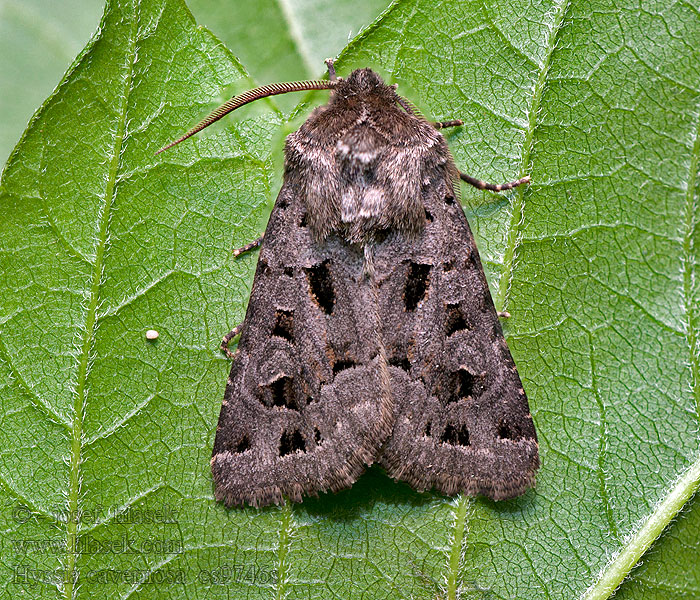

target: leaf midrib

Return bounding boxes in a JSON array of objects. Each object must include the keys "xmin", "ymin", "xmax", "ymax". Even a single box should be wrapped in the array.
[
  {"xmin": 63, "ymin": 2, "xmax": 139, "ymax": 598},
  {"xmin": 684, "ymin": 102, "xmax": 700, "ymax": 422},
  {"xmin": 272, "ymin": 0, "xmax": 316, "ymax": 76}
]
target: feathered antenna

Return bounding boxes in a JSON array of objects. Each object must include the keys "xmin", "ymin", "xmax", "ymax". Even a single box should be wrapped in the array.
[{"xmin": 156, "ymin": 78, "xmax": 338, "ymax": 154}]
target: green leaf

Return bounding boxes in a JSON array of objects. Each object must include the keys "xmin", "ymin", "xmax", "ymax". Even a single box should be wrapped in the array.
[
  {"xmin": 0, "ymin": 0, "xmax": 698, "ymax": 599},
  {"xmin": 0, "ymin": 0, "xmax": 105, "ymax": 167},
  {"xmin": 186, "ymin": 0, "xmax": 393, "ymax": 82},
  {"xmin": 615, "ymin": 491, "xmax": 700, "ymax": 599}
]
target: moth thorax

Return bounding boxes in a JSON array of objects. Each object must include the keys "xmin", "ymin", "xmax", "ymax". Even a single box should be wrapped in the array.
[{"xmin": 335, "ymin": 139, "xmax": 425, "ymax": 242}]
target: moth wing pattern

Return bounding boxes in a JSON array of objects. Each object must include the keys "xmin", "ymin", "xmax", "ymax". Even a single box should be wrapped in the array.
[
  {"xmin": 375, "ymin": 140, "xmax": 539, "ymax": 501},
  {"xmin": 211, "ymin": 175, "xmax": 393, "ymax": 507},
  {"xmin": 196, "ymin": 66, "xmax": 538, "ymax": 506}
]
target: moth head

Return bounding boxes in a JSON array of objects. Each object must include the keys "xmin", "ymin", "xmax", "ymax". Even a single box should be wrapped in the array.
[{"xmin": 334, "ymin": 68, "xmax": 395, "ymax": 99}]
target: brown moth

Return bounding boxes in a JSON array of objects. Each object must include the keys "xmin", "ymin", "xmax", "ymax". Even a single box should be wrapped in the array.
[{"xmin": 158, "ymin": 60, "xmax": 539, "ymax": 507}]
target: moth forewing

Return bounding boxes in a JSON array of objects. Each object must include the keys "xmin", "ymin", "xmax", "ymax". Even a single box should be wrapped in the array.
[{"xmin": 160, "ymin": 63, "xmax": 537, "ymax": 507}]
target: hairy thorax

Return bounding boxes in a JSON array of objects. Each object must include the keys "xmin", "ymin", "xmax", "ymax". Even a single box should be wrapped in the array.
[{"xmin": 285, "ymin": 95, "xmax": 453, "ymax": 245}]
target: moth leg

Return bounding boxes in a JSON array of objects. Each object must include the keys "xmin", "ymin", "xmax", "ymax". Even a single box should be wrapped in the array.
[
  {"xmin": 220, "ymin": 323, "xmax": 243, "ymax": 359},
  {"xmin": 498, "ymin": 310, "xmax": 511, "ymax": 319},
  {"xmin": 433, "ymin": 119, "xmax": 463, "ymax": 129},
  {"xmin": 233, "ymin": 234, "xmax": 263, "ymax": 257},
  {"xmin": 459, "ymin": 171, "xmax": 531, "ymax": 192}
]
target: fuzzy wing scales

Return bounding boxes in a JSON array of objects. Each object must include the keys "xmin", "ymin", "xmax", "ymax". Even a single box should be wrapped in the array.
[
  {"xmin": 212, "ymin": 178, "xmax": 393, "ymax": 507},
  {"xmin": 375, "ymin": 164, "xmax": 539, "ymax": 501}
]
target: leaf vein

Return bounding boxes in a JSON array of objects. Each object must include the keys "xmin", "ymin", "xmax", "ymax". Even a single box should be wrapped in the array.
[
  {"xmin": 0, "ymin": 337, "xmax": 72, "ymax": 428},
  {"xmin": 580, "ymin": 456, "xmax": 700, "ymax": 600},
  {"xmin": 682, "ymin": 101, "xmax": 700, "ymax": 421},
  {"xmin": 587, "ymin": 329, "xmax": 621, "ymax": 541},
  {"xmin": 495, "ymin": 0, "xmax": 571, "ymax": 313},
  {"xmin": 273, "ymin": 0, "xmax": 316, "ymax": 76},
  {"xmin": 273, "ymin": 502, "xmax": 296, "ymax": 600},
  {"xmin": 62, "ymin": 2, "xmax": 140, "ymax": 597},
  {"xmin": 444, "ymin": 495, "xmax": 470, "ymax": 600}
]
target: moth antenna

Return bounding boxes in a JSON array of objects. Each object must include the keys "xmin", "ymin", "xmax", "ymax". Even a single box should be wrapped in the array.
[{"xmin": 156, "ymin": 79, "xmax": 338, "ymax": 154}]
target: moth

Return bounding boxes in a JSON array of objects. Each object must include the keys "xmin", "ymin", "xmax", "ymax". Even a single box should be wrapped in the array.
[{"xmin": 158, "ymin": 60, "xmax": 539, "ymax": 507}]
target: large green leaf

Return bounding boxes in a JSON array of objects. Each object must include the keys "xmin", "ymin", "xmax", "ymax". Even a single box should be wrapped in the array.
[
  {"xmin": 0, "ymin": 0, "xmax": 104, "ymax": 166},
  {"xmin": 616, "ymin": 491, "xmax": 700, "ymax": 599},
  {"xmin": 0, "ymin": 0, "xmax": 698, "ymax": 599},
  {"xmin": 186, "ymin": 0, "xmax": 392, "ymax": 83}
]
